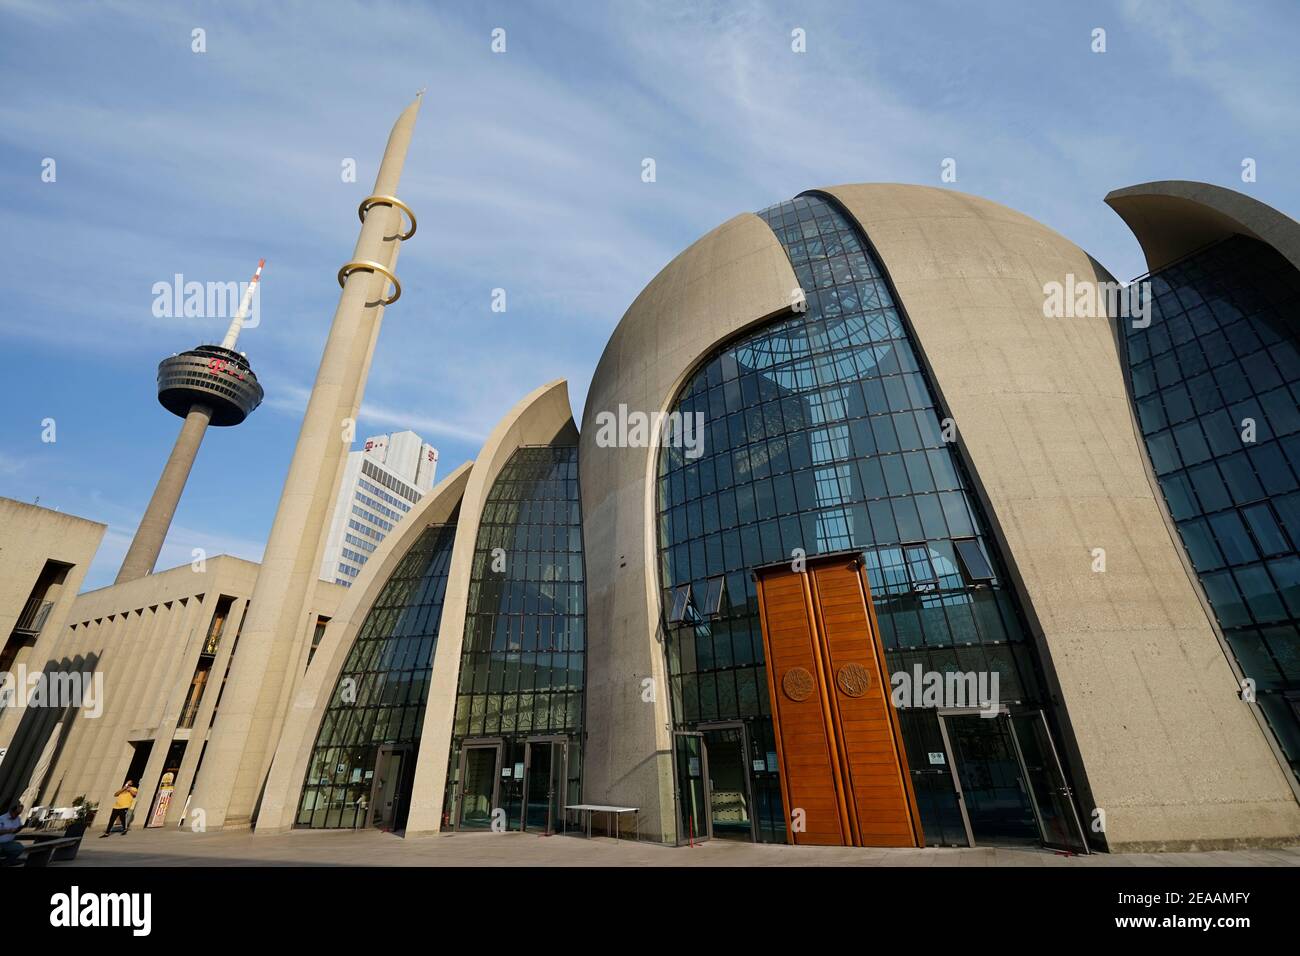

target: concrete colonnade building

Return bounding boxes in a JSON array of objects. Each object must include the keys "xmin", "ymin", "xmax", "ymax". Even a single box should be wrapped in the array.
[{"xmin": 0, "ymin": 499, "xmax": 105, "ymax": 811}]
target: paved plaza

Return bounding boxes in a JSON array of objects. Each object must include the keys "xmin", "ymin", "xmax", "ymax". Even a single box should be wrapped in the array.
[{"xmin": 64, "ymin": 827, "xmax": 1300, "ymax": 867}]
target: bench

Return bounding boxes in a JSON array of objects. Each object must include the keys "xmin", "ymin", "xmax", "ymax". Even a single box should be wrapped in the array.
[
  {"xmin": 13, "ymin": 833, "xmax": 83, "ymax": 867},
  {"xmin": 564, "ymin": 804, "xmax": 640, "ymax": 841}
]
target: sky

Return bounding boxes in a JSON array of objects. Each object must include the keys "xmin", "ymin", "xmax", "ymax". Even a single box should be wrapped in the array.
[{"xmin": 1, "ymin": 0, "xmax": 1296, "ymax": 591}]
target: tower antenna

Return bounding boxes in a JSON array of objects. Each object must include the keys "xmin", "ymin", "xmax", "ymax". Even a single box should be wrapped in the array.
[{"xmin": 221, "ymin": 258, "xmax": 266, "ymax": 349}]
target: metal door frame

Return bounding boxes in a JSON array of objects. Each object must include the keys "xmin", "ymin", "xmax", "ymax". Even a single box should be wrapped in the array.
[
  {"xmin": 697, "ymin": 720, "xmax": 759, "ymax": 843},
  {"xmin": 364, "ymin": 743, "xmax": 409, "ymax": 829},
  {"xmin": 454, "ymin": 737, "xmax": 504, "ymax": 831},
  {"xmin": 935, "ymin": 705, "xmax": 1012, "ymax": 848},
  {"xmin": 672, "ymin": 730, "xmax": 712, "ymax": 844},
  {"xmin": 1006, "ymin": 709, "xmax": 1091, "ymax": 854},
  {"xmin": 935, "ymin": 709, "xmax": 975, "ymax": 847},
  {"xmin": 522, "ymin": 735, "xmax": 569, "ymax": 835}
]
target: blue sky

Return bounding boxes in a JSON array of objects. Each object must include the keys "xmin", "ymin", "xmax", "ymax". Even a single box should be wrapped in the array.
[{"xmin": 1, "ymin": 0, "xmax": 1296, "ymax": 590}]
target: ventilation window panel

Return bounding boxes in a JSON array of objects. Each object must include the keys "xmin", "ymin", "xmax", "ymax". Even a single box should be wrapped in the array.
[
  {"xmin": 954, "ymin": 538, "xmax": 995, "ymax": 583},
  {"xmin": 668, "ymin": 584, "xmax": 693, "ymax": 625},
  {"xmin": 702, "ymin": 576, "xmax": 727, "ymax": 617}
]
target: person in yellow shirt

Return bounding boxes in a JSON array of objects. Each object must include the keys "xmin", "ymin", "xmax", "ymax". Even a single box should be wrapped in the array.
[{"xmin": 101, "ymin": 780, "xmax": 138, "ymax": 836}]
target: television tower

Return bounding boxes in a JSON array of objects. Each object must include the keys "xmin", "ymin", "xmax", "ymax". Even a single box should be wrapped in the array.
[{"xmin": 115, "ymin": 260, "xmax": 266, "ymax": 583}]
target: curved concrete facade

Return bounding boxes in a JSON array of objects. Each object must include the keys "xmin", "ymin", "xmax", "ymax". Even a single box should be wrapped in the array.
[
  {"xmin": 258, "ymin": 379, "xmax": 579, "ymax": 835},
  {"xmin": 579, "ymin": 183, "xmax": 1300, "ymax": 849},
  {"xmin": 1106, "ymin": 180, "xmax": 1300, "ymax": 276},
  {"xmin": 827, "ymin": 184, "xmax": 1298, "ymax": 848},
  {"xmin": 255, "ymin": 462, "xmax": 474, "ymax": 833},
  {"xmin": 14, "ymin": 181, "xmax": 1299, "ymax": 855},
  {"xmin": 404, "ymin": 379, "xmax": 578, "ymax": 835},
  {"xmin": 1105, "ymin": 180, "xmax": 1300, "ymax": 808},
  {"xmin": 580, "ymin": 213, "xmax": 798, "ymax": 842}
]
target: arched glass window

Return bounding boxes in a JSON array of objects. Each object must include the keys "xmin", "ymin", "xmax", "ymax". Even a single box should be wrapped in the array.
[
  {"xmin": 655, "ymin": 193, "xmax": 1049, "ymax": 844},
  {"xmin": 1122, "ymin": 234, "xmax": 1300, "ymax": 783},
  {"xmin": 297, "ymin": 516, "xmax": 459, "ymax": 829},
  {"xmin": 444, "ymin": 446, "xmax": 586, "ymax": 831}
]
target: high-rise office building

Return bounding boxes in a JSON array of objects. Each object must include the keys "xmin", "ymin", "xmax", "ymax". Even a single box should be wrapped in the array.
[{"xmin": 319, "ymin": 430, "xmax": 439, "ymax": 586}]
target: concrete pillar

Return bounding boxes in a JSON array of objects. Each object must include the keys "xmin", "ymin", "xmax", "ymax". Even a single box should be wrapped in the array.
[
  {"xmin": 164, "ymin": 596, "xmax": 250, "ymax": 828},
  {"xmin": 64, "ymin": 609, "xmax": 138, "ymax": 806},
  {"xmin": 46, "ymin": 615, "xmax": 125, "ymax": 805},
  {"xmin": 188, "ymin": 97, "xmax": 421, "ymax": 829},
  {"xmin": 117, "ymin": 404, "xmax": 213, "ymax": 584},
  {"xmin": 132, "ymin": 593, "xmax": 212, "ymax": 825},
  {"xmin": 88, "ymin": 606, "xmax": 164, "ymax": 806},
  {"xmin": 71, "ymin": 611, "xmax": 137, "ymax": 800}
]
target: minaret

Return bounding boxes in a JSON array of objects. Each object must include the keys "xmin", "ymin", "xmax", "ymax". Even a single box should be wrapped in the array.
[
  {"xmin": 116, "ymin": 261, "xmax": 266, "ymax": 583},
  {"xmin": 188, "ymin": 95, "xmax": 421, "ymax": 829}
]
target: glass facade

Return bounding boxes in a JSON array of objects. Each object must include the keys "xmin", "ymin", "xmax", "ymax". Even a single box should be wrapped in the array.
[
  {"xmin": 1123, "ymin": 234, "xmax": 1300, "ymax": 783},
  {"xmin": 655, "ymin": 193, "xmax": 1053, "ymax": 845},
  {"xmin": 444, "ymin": 446, "xmax": 586, "ymax": 830},
  {"xmin": 297, "ymin": 517, "xmax": 459, "ymax": 829}
]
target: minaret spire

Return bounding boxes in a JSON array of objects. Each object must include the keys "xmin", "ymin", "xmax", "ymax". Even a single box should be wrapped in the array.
[{"xmin": 187, "ymin": 98, "xmax": 421, "ymax": 829}]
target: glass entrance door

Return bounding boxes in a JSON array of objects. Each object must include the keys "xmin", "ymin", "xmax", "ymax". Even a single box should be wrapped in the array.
[
  {"xmin": 368, "ymin": 746, "xmax": 406, "ymax": 830},
  {"xmin": 700, "ymin": 724, "xmax": 756, "ymax": 842},
  {"xmin": 674, "ymin": 732, "xmax": 709, "ymax": 843},
  {"xmin": 523, "ymin": 737, "xmax": 567, "ymax": 834},
  {"xmin": 457, "ymin": 741, "xmax": 502, "ymax": 830},
  {"xmin": 939, "ymin": 711, "xmax": 1039, "ymax": 847},
  {"xmin": 1009, "ymin": 711, "xmax": 1090, "ymax": 853}
]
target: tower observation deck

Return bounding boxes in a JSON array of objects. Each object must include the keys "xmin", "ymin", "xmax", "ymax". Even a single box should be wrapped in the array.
[
  {"xmin": 115, "ymin": 260, "xmax": 266, "ymax": 583},
  {"xmin": 157, "ymin": 343, "xmax": 263, "ymax": 426}
]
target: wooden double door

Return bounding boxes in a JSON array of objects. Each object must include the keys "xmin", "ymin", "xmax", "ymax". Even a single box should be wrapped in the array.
[{"xmin": 755, "ymin": 554, "xmax": 923, "ymax": 847}]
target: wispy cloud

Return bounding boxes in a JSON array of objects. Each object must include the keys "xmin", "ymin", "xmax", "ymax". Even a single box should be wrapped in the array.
[
  {"xmin": 3, "ymin": 0, "xmax": 1296, "ymax": 597},
  {"xmin": 1120, "ymin": 0, "xmax": 1298, "ymax": 132}
]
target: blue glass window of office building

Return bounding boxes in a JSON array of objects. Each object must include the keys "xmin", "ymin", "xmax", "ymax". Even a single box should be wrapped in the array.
[
  {"xmin": 297, "ymin": 517, "xmax": 459, "ymax": 829},
  {"xmin": 1123, "ymin": 234, "xmax": 1300, "ymax": 783},
  {"xmin": 654, "ymin": 193, "xmax": 1051, "ymax": 845},
  {"xmin": 445, "ymin": 446, "xmax": 586, "ymax": 832}
]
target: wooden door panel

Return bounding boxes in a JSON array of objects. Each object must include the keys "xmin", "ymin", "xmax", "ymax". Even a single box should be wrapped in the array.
[
  {"xmin": 810, "ymin": 558, "xmax": 921, "ymax": 847},
  {"xmin": 754, "ymin": 569, "xmax": 850, "ymax": 846},
  {"xmin": 755, "ymin": 556, "xmax": 923, "ymax": 849}
]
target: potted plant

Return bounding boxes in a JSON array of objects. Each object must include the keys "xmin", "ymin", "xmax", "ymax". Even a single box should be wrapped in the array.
[
  {"xmin": 44, "ymin": 797, "xmax": 98, "ymax": 862},
  {"xmin": 67, "ymin": 796, "xmax": 97, "ymax": 836}
]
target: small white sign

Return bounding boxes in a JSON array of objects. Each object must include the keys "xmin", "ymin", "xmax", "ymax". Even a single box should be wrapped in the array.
[
  {"xmin": 928, "ymin": 752, "xmax": 946, "ymax": 765},
  {"xmin": 752, "ymin": 759, "xmax": 765, "ymax": 772}
]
